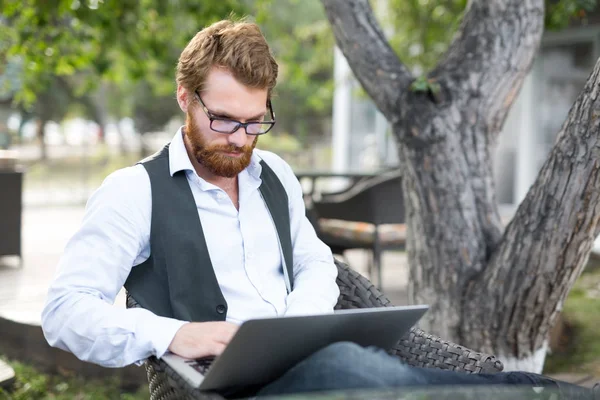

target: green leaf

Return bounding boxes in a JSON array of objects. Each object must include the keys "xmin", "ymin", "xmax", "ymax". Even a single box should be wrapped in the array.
[{"xmin": 55, "ymin": 58, "xmax": 75, "ymax": 75}]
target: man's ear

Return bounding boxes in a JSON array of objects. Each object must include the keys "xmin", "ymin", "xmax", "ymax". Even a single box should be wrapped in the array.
[{"xmin": 177, "ymin": 85, "xmax": 189, "ymax": 113}]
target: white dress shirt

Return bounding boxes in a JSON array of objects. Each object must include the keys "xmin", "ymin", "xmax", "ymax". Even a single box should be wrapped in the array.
[{"xmin": 41, "ymin": 128, "xmax": 340, "ymax": 368}]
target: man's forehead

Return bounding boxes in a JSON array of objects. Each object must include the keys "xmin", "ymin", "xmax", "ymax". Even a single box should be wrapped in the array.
[
  {"xmin": 201, "ymin": 79, "xmax": 268, "ymax": 118},
  {"xmin": 203, "ymin": 68, "xmax": 267, "ymax": 96}
]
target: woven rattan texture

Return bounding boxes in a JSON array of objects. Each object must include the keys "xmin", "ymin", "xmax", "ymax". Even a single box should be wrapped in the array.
[
  {"xmin": 334, "ymin": 261, "xmax": 504, "ymax": 374},
  {"xmin": 126, "ymin": 259, "xmax": 504, "ymax": 399}
]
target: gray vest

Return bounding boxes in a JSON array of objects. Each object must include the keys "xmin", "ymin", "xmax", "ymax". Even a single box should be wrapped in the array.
[{"xmin": 124, "ymin": 144, "xmax": 294, "ymax": 322}]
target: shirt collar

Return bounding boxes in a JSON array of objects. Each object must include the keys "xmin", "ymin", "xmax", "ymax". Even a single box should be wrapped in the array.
[
  {"xmin": 168, "ymin": 126, "xmax": 263, "ymax": 181},
  {"xmin": 168, "ymin": 127, "xmax": 195, "ymax": 177}
]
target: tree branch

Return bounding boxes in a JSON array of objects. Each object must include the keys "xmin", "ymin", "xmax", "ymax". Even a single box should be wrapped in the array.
[
  {"xmin": 463, "ymin": 57, "xmax": 600, "ymax": 356},
  {"xmin": 432, "ymin": 0, "xmax": 544, "ymax": 135},
  {"xmin": 320, "ymin": 0, "xmax": 413, "ymax": 121},
  {"xmin": 54, "ymin": 76, "xmax": 105, "ymax": 128}
]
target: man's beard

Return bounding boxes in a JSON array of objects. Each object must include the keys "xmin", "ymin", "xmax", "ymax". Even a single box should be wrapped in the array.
[{"xmin": 185, "ymin": 111, "xmax": 258, "ymax": 178}]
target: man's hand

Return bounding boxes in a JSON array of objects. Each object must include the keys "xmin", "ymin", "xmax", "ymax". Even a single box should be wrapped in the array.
[{"xmin": 167, "ymin": 321, "xmax": 239, "ymax": 359}]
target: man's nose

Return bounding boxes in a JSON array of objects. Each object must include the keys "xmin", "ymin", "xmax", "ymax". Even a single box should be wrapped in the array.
[{"xmin": 227, "ymin": 127, "xmax": 250, "ymax": 147}]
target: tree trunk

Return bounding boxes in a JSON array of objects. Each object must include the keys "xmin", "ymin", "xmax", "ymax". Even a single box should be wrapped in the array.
[
  {"xmin": 321, "ymin": 0, "xmax": 600, "ymax": 372},
  {"xmin": 139, "ymin": 133, "xmax": 151, "ymax": 159},
  {"xmin": 36, "ymin": 118, "xmax": 48, "ymax": 161},
  {"xmin": 462, "ymin": 62, "xmax": 600, "ymax": 370},
  {"xmin": 115, "ymin": 122, "xmax": 128, "ymax": 156}
]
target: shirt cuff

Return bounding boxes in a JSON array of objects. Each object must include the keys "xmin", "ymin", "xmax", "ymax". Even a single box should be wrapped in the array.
[{"xmin": 136, "ymin": 313, "xmax": 189, "ymax": 360}]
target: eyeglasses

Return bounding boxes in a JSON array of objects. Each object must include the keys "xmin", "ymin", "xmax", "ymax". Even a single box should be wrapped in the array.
[{"xmin": 194, "ymin": 90, "xmax": 276, "ymax": 135}]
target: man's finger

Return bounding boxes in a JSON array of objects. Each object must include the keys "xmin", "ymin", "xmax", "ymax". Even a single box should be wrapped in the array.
[
  {"xmin": 215, "ymin": 325, "xmax": 238, "ymax": 344},
  {"xmin": 211, "ymin": 342, "xmax": 227, "ymax": 356}
]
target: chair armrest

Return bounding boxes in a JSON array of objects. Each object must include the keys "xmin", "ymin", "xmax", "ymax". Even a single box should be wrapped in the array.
[
  {"xmin": 333, "ymin": 259, "xmax": 504, "ymax": 374},
  {"xmin": 389, "ymin": 327, "xmax": 504, "ymax": 374},
  {"xmin": 126, "ymin": 294, "xmax": 226, "ymax": 399},
  {"xmin": 144, "ymin": 357, "xmax": 226, "ymax": 400}
]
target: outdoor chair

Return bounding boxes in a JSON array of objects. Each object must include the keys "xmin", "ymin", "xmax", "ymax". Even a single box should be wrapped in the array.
[
  {"xmin": 126, "ymin": 259, "xmax": 504, "ymax": 400},
  {"xmin": 308, "ymin": 169, "xmax": 406, "ymax": 287}
]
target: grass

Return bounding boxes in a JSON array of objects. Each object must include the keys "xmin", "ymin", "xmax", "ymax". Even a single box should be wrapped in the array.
[
  {"xmin": 19, "ymin": 140, "xmax": 322, "ymax": 195},
  {"xmin": 544, "ymin": 265, "xmax": 600, "ymax": 375},
  {"xmin": 22, "ymin": 145, "xmax": 140, "ymax": 192},
  {"xmin": 0, "ymin": 358, "xmax": 149, "ymax": 400}
]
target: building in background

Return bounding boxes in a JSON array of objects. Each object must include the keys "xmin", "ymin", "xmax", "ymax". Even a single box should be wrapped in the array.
[
  {"xmin": 331, "ymin": 47, "xmax": 398, "ymax": 174},
  {"xmin": 495, "ymin": 23, "xmax": 600, "ymax": 206},
  {"xmin": 332, "ymin": 16, "xmax": 600, "ymax": 208}
]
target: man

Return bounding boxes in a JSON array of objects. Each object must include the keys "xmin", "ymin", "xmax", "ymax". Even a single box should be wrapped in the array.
[{"xmin": 42, "ymin": 19, "xmax": 597, "ymax": 399}]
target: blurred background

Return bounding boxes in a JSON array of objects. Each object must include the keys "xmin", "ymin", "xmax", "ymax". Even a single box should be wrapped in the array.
[
  {"xmin": 0, "ymin": 0, "xmax": 339, "ymax": 207},
  {"xmin": 1, "ymin": 0, "xmax": 598, "ymax": 207},
  {"xmin": 1, "ymin": 0, "xmax": 600, "ymax": 398}
]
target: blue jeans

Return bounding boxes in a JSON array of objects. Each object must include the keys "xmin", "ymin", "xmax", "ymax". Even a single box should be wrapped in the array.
[{"xmin": 245, "ymin": 342, "xmax": 593, "ymax": 399}]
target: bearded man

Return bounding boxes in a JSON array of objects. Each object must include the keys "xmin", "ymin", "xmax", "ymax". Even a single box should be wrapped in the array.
[{"xmin": 42, "ymin": 19, "xmax": 598, "ymax": 400}]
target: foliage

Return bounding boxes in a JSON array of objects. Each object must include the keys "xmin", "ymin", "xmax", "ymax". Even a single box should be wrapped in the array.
[
  {"xmin": 544, "ymin": 266, "xmax": 600, "ymax": 375},
  {"xmin": 0, "ymin": 0, "xmax": 249, "ymax": 105},
  {"xmin": 381, "ymin": 0, "xmax": 598, "ymax": 75},
  {"xmin": 1, "ymin": 0, "xmax": 597, "ymax": 143},
  {"xmin": 0, "ymin": 358, "xmax": 148, "ymax": 400},
  {"xmin": 381, "ymin": 0, "xmax": 467, "ymax": 75},
  {"xmin": 131, "ymin": 82, "xmax": 180, "ymax": 134},
  {"xmin": 546, "ymin": 0, "xmax": 598, "ymax": 30},
  {"xmin": 1, "ymin": 0, "xmax": 334, "ymax": 142},
  {"xmin": 27, "ymin": 77, "xmax": 72, "ymax": 124},
  {"xmin": 257, "ymin": 0, "xmax": 335, "ymax": 141}
]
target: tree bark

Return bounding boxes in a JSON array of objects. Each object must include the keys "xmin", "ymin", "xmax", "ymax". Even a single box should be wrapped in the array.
[
  {"xmin": 321, "ymin": 0, "xmax": 413, "ymax": 120},
  {"xmin": 463, "ymin": 62, "xmax": 600, "ymax": 368},
  {"xmin": 319, "ymin": 0, "xmax": 600, "ymax": 372}
]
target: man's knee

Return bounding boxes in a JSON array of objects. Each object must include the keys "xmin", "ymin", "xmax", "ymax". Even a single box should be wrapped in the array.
[
  {"xmin": 297, "ymin": 341, "xmax": 424, "ymax": 388},
  {"xmin": 312, "ymin": 341, "xmax": 366, "ymax": 362}
]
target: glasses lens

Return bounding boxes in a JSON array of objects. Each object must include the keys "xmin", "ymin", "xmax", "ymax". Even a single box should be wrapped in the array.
[
  {"xmin": 211, "ymin": 120, "xmax": 239, "ymax": 133},
  {"xmin": 246, "ymin": 123, "xmax": 273, "ymax": 135}
]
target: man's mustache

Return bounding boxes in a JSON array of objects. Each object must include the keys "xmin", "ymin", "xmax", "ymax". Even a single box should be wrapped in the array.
[{"xmin": 208, "ymin": 144, "xmax": 252, "ymax": 154}]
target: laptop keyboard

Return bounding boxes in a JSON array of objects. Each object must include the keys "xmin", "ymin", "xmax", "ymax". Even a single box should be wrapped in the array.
[{"xmin": 184, "ymin": 356, "xmax": 215, "ymax": 375}]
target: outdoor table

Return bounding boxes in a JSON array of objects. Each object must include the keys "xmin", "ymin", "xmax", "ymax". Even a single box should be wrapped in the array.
[{"xmin": 294, "ymin": 170, "xmax": 385, "ymax": 198}]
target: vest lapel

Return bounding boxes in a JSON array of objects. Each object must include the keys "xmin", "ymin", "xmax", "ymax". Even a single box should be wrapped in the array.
[{"xmin": 258, "ymin": 160, "xmax": 295, "ymax": 292}]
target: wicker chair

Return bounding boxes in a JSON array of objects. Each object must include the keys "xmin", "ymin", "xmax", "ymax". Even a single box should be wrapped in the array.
[{"xmin": 126, "ymin": 260, "xmax": 504, "ymax": 400}]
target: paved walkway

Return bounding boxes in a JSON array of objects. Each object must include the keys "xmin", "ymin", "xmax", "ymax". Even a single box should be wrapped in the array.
[
  {"xmin": 0, "ymin": 206, "xmax": 89, "ymax": 324},
  {"xmin": 0, "ymin": 359, "xmax": 15, "ymax": 390},
  {"xmin": 0, "ymin": 205, "xmax": 409, "ymax": 325}
]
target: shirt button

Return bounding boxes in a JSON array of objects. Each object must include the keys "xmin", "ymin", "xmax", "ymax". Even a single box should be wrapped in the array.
[
  {"xmin": 247, "ymin": 252, "xmax": 254, "ymax": 259},
  {"xmin": 216, "ymin": 305, "xmax": 226, "ymax": 314}
]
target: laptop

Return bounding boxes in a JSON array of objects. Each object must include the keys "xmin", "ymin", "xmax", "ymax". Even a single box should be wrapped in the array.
[{"xmin": 161, "ymin": 304, "xmax": 428, "ymax": 392}]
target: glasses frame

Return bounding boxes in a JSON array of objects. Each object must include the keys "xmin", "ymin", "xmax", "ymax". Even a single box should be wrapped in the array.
[{"xmin": 194, "ymin": 90, "xmax": 276, "ymax": 135}]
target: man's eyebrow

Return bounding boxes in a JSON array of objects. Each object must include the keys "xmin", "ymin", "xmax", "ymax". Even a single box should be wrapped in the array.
[{"xmin": 210, "ymin": 109, "xmax": 267, "ymax": 121}]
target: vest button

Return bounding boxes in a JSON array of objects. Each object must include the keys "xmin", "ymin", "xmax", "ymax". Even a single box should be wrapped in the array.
[{"xmin": 216, "ymin": 305, "xmax": 226, "ymax": 314}]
